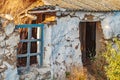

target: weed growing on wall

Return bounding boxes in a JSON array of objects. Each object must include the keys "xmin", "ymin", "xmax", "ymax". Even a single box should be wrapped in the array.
[{"xmin": 103, "ymin": 38, "xmax": 120, "ymax": 80}]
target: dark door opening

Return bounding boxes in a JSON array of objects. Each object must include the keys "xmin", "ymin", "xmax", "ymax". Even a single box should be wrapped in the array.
[{"xmin": 79, "ymin": 22, "xmax": 96, "ymax": 66}]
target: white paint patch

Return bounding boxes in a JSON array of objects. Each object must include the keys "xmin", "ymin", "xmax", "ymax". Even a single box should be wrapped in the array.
[
  {"xmin": 44, "ymin": 24, "xmax": 52, "ymax": 67},
  {"xmin": 51, "ymin": 16, "xmax": 82, "ymax": 79},
  {"xmin": 49, "ymin": 12, "xmax": 120, "ymax": 79},
  {"xmin": 101, "ymin": 12, "xmax": 120, "ymax": 39}
]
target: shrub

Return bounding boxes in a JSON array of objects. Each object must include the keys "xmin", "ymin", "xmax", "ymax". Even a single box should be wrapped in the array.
[{"xmin": 103, "ymin": 38, "xmax": 120, "ymax": 80}]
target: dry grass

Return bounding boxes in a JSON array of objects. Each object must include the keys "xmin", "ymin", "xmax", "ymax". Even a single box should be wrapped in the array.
[
  {"xmin": 65, "ymin": 53, "xmax": 107, "ymax": 80},
  {"xmin": 65, "ymin": 65, "xmax": 87, "ymax": 80}
]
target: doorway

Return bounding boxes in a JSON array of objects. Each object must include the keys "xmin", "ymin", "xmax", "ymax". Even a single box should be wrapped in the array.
[
  {"xmin": 79, "ymin": 22, "xmax": 96, "ymax": 65},
  {"xmin": 79, "ymin": 21, "xmax": 106, "ymax": 79}
]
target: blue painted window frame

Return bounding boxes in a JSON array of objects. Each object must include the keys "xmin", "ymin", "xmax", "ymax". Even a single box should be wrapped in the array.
[{"xmin": 16, "ymin": 24, "xmax": 44, "ymax": 73}]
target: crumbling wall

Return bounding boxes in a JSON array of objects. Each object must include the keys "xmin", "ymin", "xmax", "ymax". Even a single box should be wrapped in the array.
[
  {"xmin": 1, "ymin": 11, "xmax": 120, "ymax": 80},
  {"xmin": 50, "ymin": 11, "xmax": 120, "ymax": 79},
  {"xmin": 50, "ymin": 12, "xmax": 108, "ymax": 79},
  {"xmin": 0, "ymin": 18, "xmax": 19, "ymax": 80}
]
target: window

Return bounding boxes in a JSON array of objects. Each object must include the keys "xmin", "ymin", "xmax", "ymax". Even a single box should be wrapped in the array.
[{"xmin": 16, "ymin": 24, "xmax": 44, "ymax": 74}]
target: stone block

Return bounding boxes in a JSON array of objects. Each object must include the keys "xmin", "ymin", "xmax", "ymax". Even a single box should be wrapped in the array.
[
  {"xmin": 5, "ymin": 23, "xmax": 15, "ymax": 36},
  {"xmin": 0, "ymin": 65, "xmax": 7, "ymax": 72},
  {"xmin": 6, "ymin": 33, "xmax": 19, "ymax": 47},
  {"xmin": 2, "ymin": 49, "xmax": 9, "ymax": 54},
  {"xmin": 0, "ymin": 48, "xmax": 4, "ymax": 54},
  {"xmin": 0, "ymin": 41, "xmax": 5, "ymax": 48},
  {"xmin": 0, "ymin": 32, "xmax": 5, "ymax": 42}
]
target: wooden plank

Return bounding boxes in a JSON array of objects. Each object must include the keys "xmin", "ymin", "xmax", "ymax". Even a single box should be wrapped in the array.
[{"xmin": 79, "ymin": 22, "xmax": 86, "ymax": 64}]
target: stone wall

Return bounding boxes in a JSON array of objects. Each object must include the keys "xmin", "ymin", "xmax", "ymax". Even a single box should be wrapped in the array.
[
  {"xmin": 51, "ymin": 16, "xmax": 82, "ymax": 80},
  {"xmin": 50, "ymin": 11, "xmax": 120, "ymax": 79},
  {"xmin": 101, "ymin": 12, "xmax": 120, "ymax": 39},
  {"xmin": 75, "ymin": 12, "xmax": 120, "ymax": 39},
  {"xmin": 0, "ymin": 18, "xmax": 19, "ymax": 80},
  {"xmin": 1, "ymin": 11, "xmax": 120, "ymax": 80},
  {"xmin": 44, "ymin": 24, "xmax": 52, "ymax": 67}
]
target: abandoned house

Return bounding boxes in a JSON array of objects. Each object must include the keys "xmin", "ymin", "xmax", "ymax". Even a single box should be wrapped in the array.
[{"xmin": 0, "ymin": 0, "xmax": 120, "ymax": 80}]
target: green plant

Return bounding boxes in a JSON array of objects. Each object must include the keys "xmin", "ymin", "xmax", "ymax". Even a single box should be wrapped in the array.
[
  {"xmin": 65, "ymin": 71, "xmax": 70, "ymax": 78},
  {"xmin": 103, "ymin": 38, "xmax": 120, "ymax": 80},
  {"xmin": 87, "ymin": 48, "xmax": 96, "ymax": 62}
]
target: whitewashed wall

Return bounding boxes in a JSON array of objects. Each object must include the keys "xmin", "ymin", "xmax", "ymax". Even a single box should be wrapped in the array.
[
  {"xmin": 44, "ymin": 24, "xmax": 52, "ymax": 67},
  {"xmin": 75, "ymin": 12, "xmax": 120, "ymax": 39},
  {"xmin": 1, "ymin": 11, "xmax": 120, "ymax": 80},
  {"xmin": 49, "ymin": 12, "xmax": 120, "ymax": 79},
  {"xmin": 51, "ymin": 16, "xmax": 82, "ymax": 79},
  {"xmin": 101, "ymin": 12, "xmax": 120, "ymax": 39}
]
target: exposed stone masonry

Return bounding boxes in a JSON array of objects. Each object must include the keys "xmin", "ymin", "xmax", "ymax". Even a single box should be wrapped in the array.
[{"xmin": 0, "ymin": 18, "xmax": 19, "ymax": 80}]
